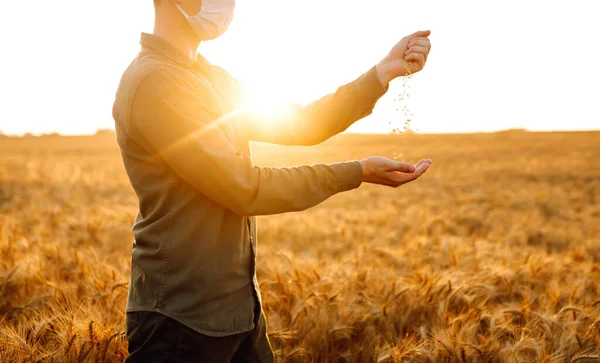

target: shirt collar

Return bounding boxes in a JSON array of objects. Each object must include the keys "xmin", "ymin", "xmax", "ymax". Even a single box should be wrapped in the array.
[{"xmin": 140, "ymin": 32, "xmax": 211, "ymax": 70}]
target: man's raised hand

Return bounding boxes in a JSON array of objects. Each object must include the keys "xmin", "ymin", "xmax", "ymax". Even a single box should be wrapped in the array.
[
  {"xmin": 359, "ymin": 156, "xmax": 432, "ymax": 188},
  {"xmin": 376, "ymin": 30, "xmax": 432, "ymax": 86}
]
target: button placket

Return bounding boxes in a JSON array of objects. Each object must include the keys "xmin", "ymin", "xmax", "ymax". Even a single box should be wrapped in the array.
[{"xmin": 247, "ymin": 216, "xmax": 261, "ymax": 308}]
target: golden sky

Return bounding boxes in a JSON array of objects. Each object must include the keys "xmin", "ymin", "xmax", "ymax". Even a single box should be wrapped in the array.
[{"xmin": 0, "ymin": 0, "xmax": 598, "ymax": 135}]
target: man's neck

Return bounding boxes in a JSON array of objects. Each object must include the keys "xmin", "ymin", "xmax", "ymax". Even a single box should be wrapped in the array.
[{"xmin": 153, "ymin": 14, "xmax": 200, "ymax": 62}]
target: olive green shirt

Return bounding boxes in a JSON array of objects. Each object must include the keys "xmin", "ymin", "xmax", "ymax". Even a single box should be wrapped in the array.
[{"xmin": 112, "ymin": 33, "xmax": 388, "ymax": 337}]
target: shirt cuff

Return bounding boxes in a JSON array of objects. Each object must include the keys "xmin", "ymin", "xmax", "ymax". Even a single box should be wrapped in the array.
[
  {"xmin": 354, "ymin": 65, "xmax": 390, "ymax": 106},
  {"xmin": 331, "ymin": 160, "xmax": 363, "ymax": 192}
]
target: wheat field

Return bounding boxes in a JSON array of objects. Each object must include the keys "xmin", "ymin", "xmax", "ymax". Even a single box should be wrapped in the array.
[{"xmin": 0, "ymin": 131, "xmax": 599, "ymax": 362}]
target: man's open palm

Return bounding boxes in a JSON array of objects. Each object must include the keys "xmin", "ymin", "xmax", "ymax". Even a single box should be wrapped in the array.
[{"xmin": 360, "ymin": 156, "xmax": 432, "ymax": 188}]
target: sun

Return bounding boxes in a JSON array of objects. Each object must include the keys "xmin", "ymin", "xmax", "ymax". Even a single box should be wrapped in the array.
[{"xmin": 245, "ymin": 89, "xmax": 293, "ymax": 129}]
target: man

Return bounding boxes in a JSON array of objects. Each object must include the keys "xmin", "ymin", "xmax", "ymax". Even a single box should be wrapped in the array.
[{"xmin": 113, "ymin": 0, "xmax": 432, "ymax": 361}]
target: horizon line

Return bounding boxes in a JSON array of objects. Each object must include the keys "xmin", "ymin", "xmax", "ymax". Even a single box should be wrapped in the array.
[{"xmin": 2, "ymin": 127, "xmax": 600, "ymax": 138}]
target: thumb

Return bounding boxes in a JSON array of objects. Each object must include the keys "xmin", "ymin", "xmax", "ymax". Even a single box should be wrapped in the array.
[
  {"xmin": 410, "ymin": 30, "xmax": 431, "ymax": 39},
  {"xmin": 390, "ymin": 160, "xmax": 416, "ymax": 173}
]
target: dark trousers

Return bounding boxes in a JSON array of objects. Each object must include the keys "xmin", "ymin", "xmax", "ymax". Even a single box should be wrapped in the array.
[{"xmin": 124, "ymin": 310, "xmax": 274, "ymax": 363}]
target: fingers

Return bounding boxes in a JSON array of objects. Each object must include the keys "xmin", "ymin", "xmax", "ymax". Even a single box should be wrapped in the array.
[
  {"xmin": 405, "ymin": 46, "xmax": 429, "ymax": 58},
  {"xmin": 405, "ymin": 53, "xmax": 425, "ymax": 70},
  {"xmin": 414, "ymin": 159, "xmax": 432, "ymax": 176},
  {"xmin": 395, "ymin": 159, "xmax": 432, "ymax": 185},
  {"xmin": 414, "ymin": 159, "xmax": 431, "ymax": 168},
  {"xmin": 388, "ymin": 161, "xmax": 416, "ymax": 173},
  {"xmin": 408, "ymin": 38, "xmax": 431, "ymax": 50},
  {"xmin": 413, "ymin": 159, "xmax": 427, "ymax": 169},
  {"xmin": 406, "ymin": 36, "xmax": 431, "ymax": 69},
  {"xmin": 408, "ymin": 38, "xmax": 431, "ymax": 54},
  {"xmin": 373, "ymin": 158, "xmax": 431, "ymax": 188}
]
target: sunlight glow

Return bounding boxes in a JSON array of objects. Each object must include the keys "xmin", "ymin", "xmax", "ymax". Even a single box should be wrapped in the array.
[
  {"xmin": 245, "ymin": 90, "xmax": 293, "ymax": 129},
  {"xmin": 0, "ymin": 1, "xmax": 598, "ymax": 135}
]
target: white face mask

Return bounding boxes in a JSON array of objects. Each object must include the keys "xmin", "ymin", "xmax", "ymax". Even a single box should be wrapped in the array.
[{"xmin": 173, "ymin": 0, "xmax": 236, "ymax": 41}]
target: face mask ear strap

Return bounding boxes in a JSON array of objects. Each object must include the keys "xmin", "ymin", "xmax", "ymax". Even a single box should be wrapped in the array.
[{"xmin": 172, "ymin": 0, "xmax": 191, "ymax": 18}]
